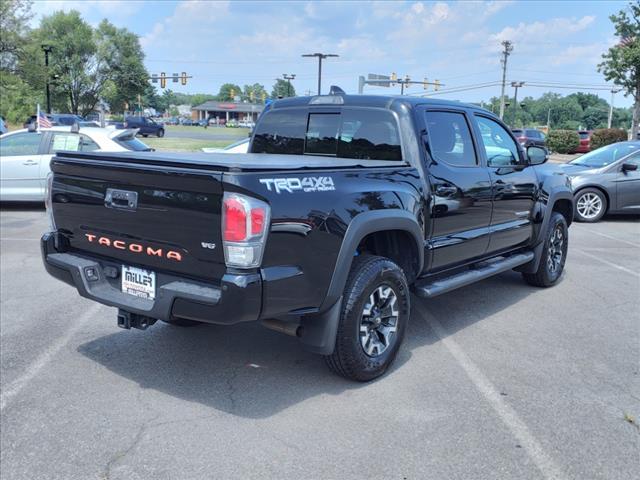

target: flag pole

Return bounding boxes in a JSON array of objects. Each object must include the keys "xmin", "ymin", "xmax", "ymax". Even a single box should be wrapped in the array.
[{"xmin": 36, "ymin": 103, "xmax": 41, "ymax": 133}]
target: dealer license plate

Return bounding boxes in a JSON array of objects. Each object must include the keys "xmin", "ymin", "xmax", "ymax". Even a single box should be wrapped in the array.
[{"xmin": 121, "ymin": 265, "xmax": 156, "ymax": 300}]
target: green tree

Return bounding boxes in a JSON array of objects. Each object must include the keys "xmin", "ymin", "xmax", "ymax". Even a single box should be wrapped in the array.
[
  {"xmin": 0, "ymin": 0, "xmax": 38, "ymax": 123},
  {"xmin": 95, "ymin": 20, "xmax": 149, "ymax": 114},
  {"xmin": 598, "ymin": 1, "xmax": 640, "ymax": 138},
  {"xmin": 582, "ymin": 106, "xmax": 609, "ymax": 129},
  {"xmin": 271, "ymin": 78, "xmax": 296, "ymax": 98},
  {"xmin": 217, "ymin": 83, "xmax": 242, "ymax": 101},
  {"xmin": 243, "ymin": 83, "xmax": 267, "ymax": 103}
]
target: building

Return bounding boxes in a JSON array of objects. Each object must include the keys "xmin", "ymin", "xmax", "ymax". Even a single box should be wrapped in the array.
[{"xmin": 191, "ymin": 101, "xmax": 264, "ymax": 123}]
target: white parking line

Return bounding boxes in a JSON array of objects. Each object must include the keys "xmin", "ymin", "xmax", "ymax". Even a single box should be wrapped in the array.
[
  {"xmin": 573, "ymin": 249, "xmax": 640, "ymax": 278},
  {"xmin": 572, "ymin": 226, "xmax": 640, "ymax": 248},
  {"xmin": 0, "ymin": 303, "xmax": 103, "ymax": 412},
  {"xmin": 415, "ymin": 301, "xmax": 567, "ymax": 480}
]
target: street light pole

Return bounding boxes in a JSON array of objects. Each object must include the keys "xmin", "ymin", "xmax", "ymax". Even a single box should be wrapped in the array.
[
  {"xmin": 41, "ymin": 45, "xmax": 53, "ymax": 114},
  {"xmin": 283, "ymin": 74, "xmax": 296, "ymax": 97},
  {"xmin": 510, "ymin": 81, "xmax": 524, "ymax": 126},
  {"xmin": 608, "ymin": 88, "xmax": 621, "ymax": 128},
  {"xmin": 302, "ymin": 53, "xmax": 339, "ymax": 95}
]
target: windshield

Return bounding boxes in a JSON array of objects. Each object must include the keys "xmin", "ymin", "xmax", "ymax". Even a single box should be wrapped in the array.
[
  {"xmin": 570, "ymin": 143, "xmax": 639, "ymax": 168},
  {"xmin": 114, "ymin": 133, "xmax": 152, "ymax": 151}
]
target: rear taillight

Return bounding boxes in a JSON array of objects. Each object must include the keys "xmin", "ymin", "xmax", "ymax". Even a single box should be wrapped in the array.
[
  {"xmin": 222, "ymin": 192, "xmax": 270, "ymax": 268},
  {"xmin": 518, "ymin": 136, "xmax": 526, "ymax": 143},
  {"xmin": 44, "ymin": 172, "xmax": 56, "ymax": 231}
]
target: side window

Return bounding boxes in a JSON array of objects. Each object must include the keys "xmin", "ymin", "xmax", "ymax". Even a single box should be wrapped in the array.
[
  {"xmin": 80, "ymin": 135, "xmax": 100, "ymax": 152},
  {"xmin": 475, "ymin": 116, "xmax": 520, "ymax": 167},
  {"xmin": 50, "ymin": 133, "xmax": 81, "ymax": 152},
  {"xmin": 251, "ymin": 109, "xmax": 306, "ymax": 155},
  {"xmin": 622, "ymin": 151, "xmax": 640, "ymax": 166},
  {"xmin": 0, "ymin": 133, "xmax": 42, "ymax": 156},
  {"xmin": 305, "ymin": 113, "xmax": 339, "ymax": 155},
  {"xmin": 338, "ymin": 109, "xmax": 402, "ymax": 161},
  {"xmin": 424, "ymin": 111, "xmax": 477, "ymax": 167}
]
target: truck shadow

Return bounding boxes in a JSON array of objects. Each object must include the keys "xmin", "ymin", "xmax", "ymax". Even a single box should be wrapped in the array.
[{"xmin": 77, "ymin": 270, "xmax": 539, "ymax": 419}]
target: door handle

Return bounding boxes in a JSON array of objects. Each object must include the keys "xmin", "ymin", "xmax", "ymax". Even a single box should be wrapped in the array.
[
  {"xmin": 436, "ymin": 185, "xmax": 457, "ymax": 197},
  {"xmin": 22, "ymin": 160, "xmax": 38, "ymax": 166}
]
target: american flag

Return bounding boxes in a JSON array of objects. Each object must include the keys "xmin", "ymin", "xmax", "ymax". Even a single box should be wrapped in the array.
[
  {"xmin": 620, "ymin": 35, "xmax": 636, "ymax": 48},
  {"xmin": 38, "ymin": 111, "xmax": 52, "ymax": 129}
]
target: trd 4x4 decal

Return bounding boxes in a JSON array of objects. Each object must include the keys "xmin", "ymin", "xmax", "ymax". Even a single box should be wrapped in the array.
[{"xmin": 259, "ymin": 176, "xmax": 335, "ymax": 194}]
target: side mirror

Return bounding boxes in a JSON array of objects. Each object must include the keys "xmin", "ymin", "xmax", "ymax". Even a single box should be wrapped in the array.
[
  {"xmin": 527, "ymin": 145, "xmax": 548, "ymax": 165},
  {"xmin": 622, "ymin": 162, "xmax": 638, "ymax": 172}
]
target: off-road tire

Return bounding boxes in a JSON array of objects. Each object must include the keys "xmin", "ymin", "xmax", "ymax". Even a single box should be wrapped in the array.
[
  {"xmin": 324, "ymin": 255, "xmax": 410, "ymax": 382},
  {"xmin": 523, "ymin": 211, "xmax": 568, "ymax": 287}
]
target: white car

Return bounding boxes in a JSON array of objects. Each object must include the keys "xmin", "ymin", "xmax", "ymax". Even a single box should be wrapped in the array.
[
  {"xmin": 0, "ymin": 126, "xmax": 149, "ymax": 202},
  {"xmin": 201, "ymin": 138, "xmax": 249, "ymax": 154}
]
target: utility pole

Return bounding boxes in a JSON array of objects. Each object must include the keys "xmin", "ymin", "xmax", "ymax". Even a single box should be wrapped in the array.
[
  {"xmin": 302, "ymin": 53, "xmax": 339, "ymax": 95},
  {"xmin": 547, "ymin": 107, "xmax": 552, "ymax": 129},
  {"xmin": 510, "ymin": 81, "xmax": 524, "ymax": 126},
  {"xmin": 283, "ymin": 74, "xmax": 296, "ymax": 97},
  {"xmin": 608, "ymin": 88, "xmax": 621, "ymax": 128},
  {"xmin": 41, "ymin": 44, "xmax": 52, "ymax": 114},
  {"xmin": 499, "ymin": 40, "xmax": 513, "ymax": 120}
]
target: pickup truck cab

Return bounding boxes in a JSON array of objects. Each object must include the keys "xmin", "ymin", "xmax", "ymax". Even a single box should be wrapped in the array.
[{"xmin": 42, "ymin": 93, "xmax": 573, "ymax": 381}]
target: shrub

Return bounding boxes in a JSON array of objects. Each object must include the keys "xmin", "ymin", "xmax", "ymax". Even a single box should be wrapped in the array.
[
  {"xmin": 590, "ymin": 128, "xmax": 628, "ymax": 150},
  {"xmin": 547, "ymin": 130, "xmax": 580, "ymax": 154}
]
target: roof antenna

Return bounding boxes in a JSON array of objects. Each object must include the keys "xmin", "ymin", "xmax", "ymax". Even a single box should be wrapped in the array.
[{"xmin": 329, "ymin": 85, "xmax": 345, "ymax": 95}]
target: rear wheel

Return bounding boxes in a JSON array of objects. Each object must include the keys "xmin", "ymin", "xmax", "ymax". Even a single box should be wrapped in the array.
[
  {"xmin": 324, "ymin": 255, "xmax": 410, "ymax": 382},
  {"xmin": 574, "ymin": 188, "xmax": 606, "ymax": 222},
  {"xmin": 523, "ymin": 211, "xmax": 568, "ymax": 287},
  {"xmin": 157, "ymin": 129, "xmax": 165, "ymax": 138}
]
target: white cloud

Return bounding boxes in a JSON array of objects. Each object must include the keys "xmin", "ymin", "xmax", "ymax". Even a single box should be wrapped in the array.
[{"xmin": 33, "ymin": 0, "xmax": 144, "ymax": 25}]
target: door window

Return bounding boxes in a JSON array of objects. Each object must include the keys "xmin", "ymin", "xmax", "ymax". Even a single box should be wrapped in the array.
[
  {"xmin": 424, "ymin": 111, "xmax": 477, "ymax": 167},
  {"xmin": 623, "ymin": 152, "xmax": 640, "ymax": 167},
  {"xmin": 0, "ymin": 133, "xmax": 42, "ymax": 156},
  {"xmin": 338, "ymin": 109, "xmax": 402, "ymax": 160},
  {"xmin": 475, "ymin": 116, "xmax": 520, "ymax": 167}
]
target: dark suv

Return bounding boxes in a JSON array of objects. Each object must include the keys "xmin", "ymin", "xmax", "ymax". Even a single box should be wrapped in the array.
[
  {"xmin": 124, "ymin": 117, "xmax": 165, "ymax": 137},
  {"xmin": 512, "ymin": 128, "xmax": 546, "ymax": 148}
]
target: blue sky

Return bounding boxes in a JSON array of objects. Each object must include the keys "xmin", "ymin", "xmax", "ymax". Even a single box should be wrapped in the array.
[{"xmin": 35, "ymin": 0, "xmax": 632, "ymax": 107}]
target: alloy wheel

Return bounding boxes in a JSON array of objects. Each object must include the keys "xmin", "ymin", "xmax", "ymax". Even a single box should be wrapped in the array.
[
  {"xmin": 576, "ymin": 192, "xmax": 602, "ymax": 220},
  {"xmin": 359, "ymin": 285, "xmax": 399, "ymax": 357},
  {"xmin": 547, "ymin": 225, "xmax": 565, "ymax": 274}
]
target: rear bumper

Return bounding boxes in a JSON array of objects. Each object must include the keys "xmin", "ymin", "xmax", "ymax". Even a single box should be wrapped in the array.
[{"xmin": 41, "ymin": 233, "xmax": 261, "ymax": 325}]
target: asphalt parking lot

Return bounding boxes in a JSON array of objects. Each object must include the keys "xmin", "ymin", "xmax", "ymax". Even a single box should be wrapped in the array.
[{"xmin": 1, "ymin": 207, "xmax": 638, "ymax": 480}]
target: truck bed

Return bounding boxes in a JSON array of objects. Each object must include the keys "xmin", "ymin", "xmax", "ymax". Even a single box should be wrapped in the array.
[{"xmin": 54, "ymin": 151, "xmax": 407, "ymax": 172}]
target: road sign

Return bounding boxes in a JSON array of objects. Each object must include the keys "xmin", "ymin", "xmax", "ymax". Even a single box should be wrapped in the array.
[{"xmin": 367, "ymin": 73, "xmax": 391, "ymax": 87}]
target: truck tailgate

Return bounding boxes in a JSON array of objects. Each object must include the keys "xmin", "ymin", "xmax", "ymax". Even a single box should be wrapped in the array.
[{"xmin": 50, "ymin": 153, "xmax": 226, "ymax": 282}]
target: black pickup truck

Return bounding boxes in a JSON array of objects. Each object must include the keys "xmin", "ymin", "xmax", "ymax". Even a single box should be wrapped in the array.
[{"xmin": 42, "ymin": 93, "xmax": 573, "ymax": 381}]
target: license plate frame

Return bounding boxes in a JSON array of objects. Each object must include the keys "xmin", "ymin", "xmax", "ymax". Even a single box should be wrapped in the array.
[{"xmin": 121, "ymin": 265, "xmax": 156, "ymax": 300}]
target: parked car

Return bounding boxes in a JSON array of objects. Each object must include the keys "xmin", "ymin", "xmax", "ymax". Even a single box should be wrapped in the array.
[
  {"xmin": 573, "ymin": 130, "xmax": 592, "ymax": 154},
  {"xmin": 124, "ymin": 116, "xmax": 165, "ymax": 137},
  {"xmin": 179, "ymin": 118, "xmax": 196, "ymax": 126},
  {"xmin": 511, "ymin": 128, "xmax": 547, "ymax": 148},
  {"xmin": 197, "ymin": 119, "xmax": 209, "ymax": 127},
  {"xmin": 201, "ymin": 138, "xmax": 249, "ymax": 153},
  {"xmin": 41, "ymin": 94, "xmax": 573, "ymax": 381},
  {"xmin": 557, "ymin": 141, "xmax": 639, "ymax": 222},
  {"xmin": 0, "ymin": 126, "xmax": 150, "ymax": 202}
]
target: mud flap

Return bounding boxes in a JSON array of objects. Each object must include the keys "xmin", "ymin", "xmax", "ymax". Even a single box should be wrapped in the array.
[{"xmin": 298, "ymin": 297, "xmax": 343, "ymax": 355}]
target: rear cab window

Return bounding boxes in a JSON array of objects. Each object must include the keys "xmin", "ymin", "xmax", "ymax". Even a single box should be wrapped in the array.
[{"xmin": 251, "ymin": 107, "xmax": 402, "ymax": 161}]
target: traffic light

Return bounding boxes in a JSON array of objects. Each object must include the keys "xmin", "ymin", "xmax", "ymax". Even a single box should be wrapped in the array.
[
  {"xmin": 262, "ymin": 92, "xmax": 267, "ymax": 103},
  {"xmin": 230, "ymin": 88, "xmax": 235, "ymax": 99},
  {"xmin": 181, "ymin": 72, "xmax": 187, "ymax": 86},
  {"xmin": 390, "ymin": 72, "xmax": 397, "ymax": 84},
  {"xmin": 435, "ymin": 79, "xmax": 440, "ymax": 91},
  {"xmin": 249, "ymin": 90, "xmax": 255, "ymax": 102},
  {"xmin": 160, "ymin": 72, "xmax": 166, "ymax": 89},
  {"xmin": 172, "ymin": 73, "xmax": 179, "ymax": 83},
  {"xmin": 423, "ymin": 77, "xmax": 428, "ymax": 90}
]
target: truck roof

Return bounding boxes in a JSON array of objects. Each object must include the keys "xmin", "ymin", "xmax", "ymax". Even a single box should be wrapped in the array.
[{"xmin": 271, "ymin": 94, "xmax": 489, "ymax": 113}]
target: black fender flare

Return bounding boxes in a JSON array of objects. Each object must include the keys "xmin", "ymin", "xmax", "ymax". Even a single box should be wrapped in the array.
[
  {"xmin": 320, "ymin": 209, "xmax": 424, "ymax": 311},
  {"xmin": 300, "ymin": 209, "xmax": 423, "ymax": 355},
  {"xmin": 518, "ymin": 187, "xmax": 573, "ymax": 274}
]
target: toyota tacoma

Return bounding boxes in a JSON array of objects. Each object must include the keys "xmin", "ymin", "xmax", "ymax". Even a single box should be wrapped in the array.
[{"xmin": 42, "ymin": 92, "xmax": 573, "ymax": 381}]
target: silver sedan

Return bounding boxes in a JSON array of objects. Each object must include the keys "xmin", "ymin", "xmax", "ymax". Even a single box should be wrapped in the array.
[{"xmin": 559, "ymin": 141, "xmax": 640, "ymax": 222}]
